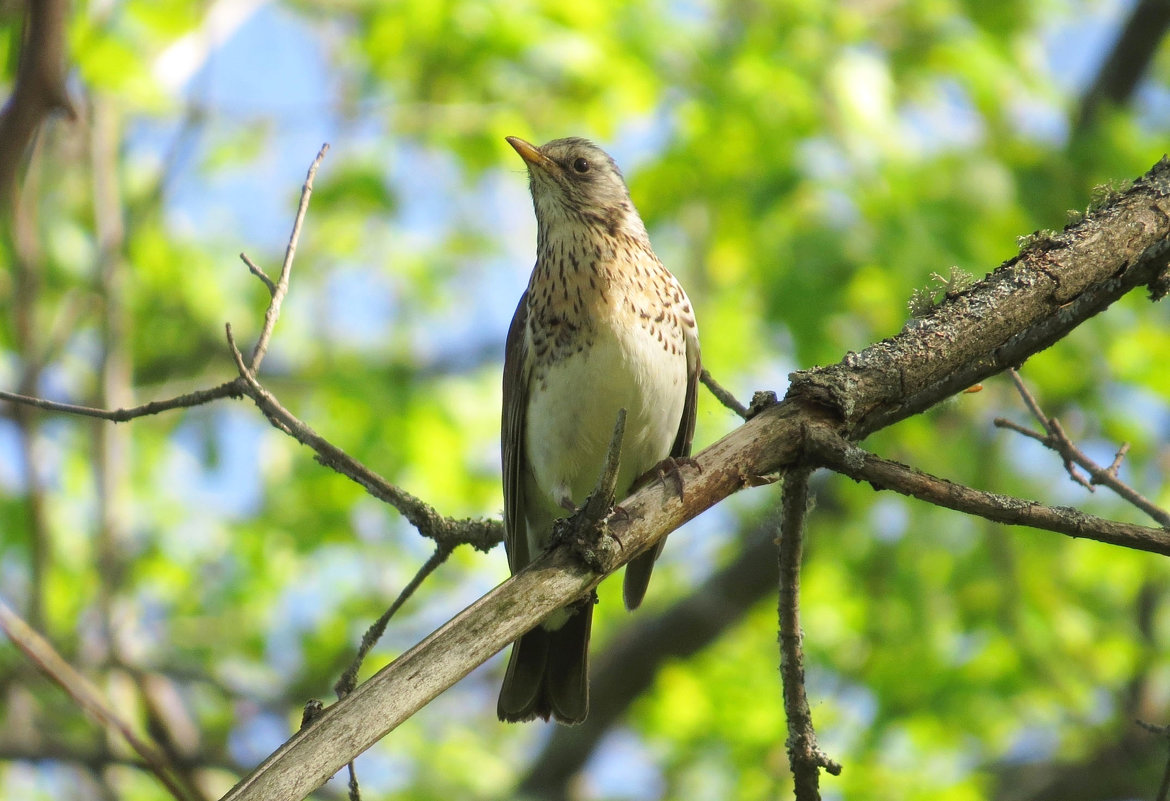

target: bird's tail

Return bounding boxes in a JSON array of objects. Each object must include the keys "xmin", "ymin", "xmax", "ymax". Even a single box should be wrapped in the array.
[
  {"xmin": 622, "ymin": 539, "xmax": 666, "ymax": 610},
  {"xmin": 497, "ymin": 604, "xmax": 592, "ymax": 724}
]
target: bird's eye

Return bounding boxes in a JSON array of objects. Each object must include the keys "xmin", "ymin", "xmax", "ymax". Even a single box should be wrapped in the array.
[{"xmin": 572, "ymin": 157, "xmax": 590, "ymax": 173}]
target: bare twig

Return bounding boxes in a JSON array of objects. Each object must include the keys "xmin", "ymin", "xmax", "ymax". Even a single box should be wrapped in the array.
[
  {"xmin": 240, "ymin": 252, "xmax": 276, "ymax": 295},
  {"xmin": 701, "ymin": 368, "xmax": 749, "ymax": 418},
  {"xmin": 331, "ymin": 544, "xmax": 455, "ymax": 801},
  {"xmin": 1, "ymin": 144, "xmax": 501, "ymax": 558},
  {"xmin": 777, "ymin": 468, "xmax": 841, "ymax": 801},
  {"xmin": 804, "ymin": 426, "xmax": 1170, "ymax": 555},
  {"xmin": 334, "ymin": 545, "xmax": 455, "ymax": 700},
  {"xmin": 997, "ymin": 368, "xmax": 1170, "ymax": 527},
  {"xmin": 584, "ymin": 407, "xmax": 626, "ymax": 521},
  {"xmin": 1106, "ymin": 442, "xmax": 1130, "ymax": 478},
  {"xmin": 247, "ymin": 143, "xmax": 328, "ymax": 372},
  {"xmin": 0, "ymin": 381, "xmax": 245, "ymax": 422},
  {"xmin": 224, "ymin": 323, "xmax": 501, "ymax": 552},
  {"xmin": 0, "ymin": 599, "xmax": 200, "ymax": 801}
]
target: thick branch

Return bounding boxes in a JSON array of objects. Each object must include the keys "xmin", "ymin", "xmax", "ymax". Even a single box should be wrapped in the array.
[
  {"xmin": 788, "ymin": 157, "xmax": 1170, "ymax": 438},
  {"xmin": 219, "ymin": 399, "xmax": 819, "ymax": 801}
]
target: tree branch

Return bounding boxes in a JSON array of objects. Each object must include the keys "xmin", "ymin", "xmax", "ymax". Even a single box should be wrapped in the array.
[
  {"xmin": 1076, "ymin": 0, "xmax": 1170, "ymax": 130},
  {"xmin": 778, "ymin": 468, "xmax": 840, "ymax": 799},
  {"xmin": 0, "ymin": 145, "xmax": 500, "ymax": 556},
  {"xmin": 0, "ymin": 0, "xmax": 76, "ymax": 210},
  {"xmin": 788, "ymin": 156, "xmax": 1170, "ymax": 438},
  {"xmin": 996, "ymin": 368, "xmax": 1170, "ymax": 527},
  {"xmin": 247, "ymin": 143, "xmax": 328, "ymax": 372},
  {"xmin": 803, "ymin": 425, "xmax": 1170, "ymax": 554},
  {"xmin": 0, "ymin": 380, "xmax": 246, "ymax": 421},
  {"xmin": 223, "ymin": 322, "xmax": 500, "ymax": 553},
  {"xmin": 701, "ymin": 367, "xmax": 749, "ymax": 418}
]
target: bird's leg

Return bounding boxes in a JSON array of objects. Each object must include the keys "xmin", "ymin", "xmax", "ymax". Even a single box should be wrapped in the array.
[{"xmin": 551, "ymin": 408, "xmax": 627, "ymax": 573}]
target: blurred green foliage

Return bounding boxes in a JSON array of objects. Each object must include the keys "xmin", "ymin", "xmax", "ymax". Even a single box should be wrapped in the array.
[{"xmin": 1, "ymin": 1, "xmax": 1168, "ymax": 800}]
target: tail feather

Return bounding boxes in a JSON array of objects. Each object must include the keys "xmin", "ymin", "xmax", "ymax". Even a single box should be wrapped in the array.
[
  {"xmin": 622, "ymin": 539, "xmax": 665, "ymax": 610},
  {"xmin": 497, "ymin": 605, "xmax": 592, "ymax": 724}
]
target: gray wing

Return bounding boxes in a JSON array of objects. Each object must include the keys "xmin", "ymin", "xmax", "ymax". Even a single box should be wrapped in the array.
[
  {"xmin": 670, "ymin": 323, "xmax": 701, "ymax": 460},
  {"xmin": 502, "ymin": 292, "xmax": 530, "ymax": 574}
]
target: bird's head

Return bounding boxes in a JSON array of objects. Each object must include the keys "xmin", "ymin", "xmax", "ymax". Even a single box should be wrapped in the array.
[{"xmin": 506, "ymin": 136, "xmax": 647, "ymax": 239}]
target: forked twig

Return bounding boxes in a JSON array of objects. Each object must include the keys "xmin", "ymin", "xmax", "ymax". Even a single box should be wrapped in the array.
[
  {"xmin": 995, "ymin": 368, "xmax": 1170, "ymax": 528},
  {"xmin": 247, "ymin": 143, "xmax": 328, "ymax": 372}
]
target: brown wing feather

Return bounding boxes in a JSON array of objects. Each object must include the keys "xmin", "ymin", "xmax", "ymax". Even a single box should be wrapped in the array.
[
  {"xmin": 671, "ymin": 326, "xmax": 701, "ymax": 461},
  {"xmin": 501, "ymin": 292, "xmax": 530, "ymax": 574}
]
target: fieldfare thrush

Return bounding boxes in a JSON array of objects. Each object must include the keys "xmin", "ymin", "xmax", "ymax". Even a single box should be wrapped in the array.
[{"xmin": 497, "ymin": 136, "xmax": 701, "ymax": 724}]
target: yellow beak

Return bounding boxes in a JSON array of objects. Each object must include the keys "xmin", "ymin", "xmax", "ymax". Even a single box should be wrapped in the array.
[{"xmin": 506, "ymin": 136, "xmax": 557, "ymax": 172}]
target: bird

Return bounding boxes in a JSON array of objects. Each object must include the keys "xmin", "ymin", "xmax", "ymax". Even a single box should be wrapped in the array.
[{"xmin": 497, "ymin": 136, "xmax": 701, "ymax": 724}]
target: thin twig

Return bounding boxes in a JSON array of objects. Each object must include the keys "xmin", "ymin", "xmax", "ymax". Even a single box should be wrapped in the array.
[
  {"xmin": 248, "ymin": 142, "xmax": 329, "ymax": 372},
  {"xmin": 700, "ymin": 368, "xmax": 749, "ymax": 418},
  {"xmin": 0, "ymin": 381, "xmax": 244, "ymax": 422},
  {"xmin": 2, "ymin": 147, "xmax": 497, "ymax": 554},
  {"xmin": 583, "ymin": 407, "xmax": 627, "ymax": 520},
  {"xmin": 333, "ymin": 545, "xmax": 455, "ymax": 700},
  {"xmin": 550, "ymin": 409, "xmax": 630, "ymax": 574},
  {"xmin": 1007, "ymin": 368, "xmax": 1049, "ymax": 425},
  {"xmin": 332, "ymin": 544, "xmax": 455, "ymax": 801},
  {"xmin": 1106, "ymin": 442, "xmax": 1130, "ymax": 478},
  {"xmin": 998, "ymin": 368, "xmax": 1170, "ymax": 527},
  {"xmin": 0, "ymin": 599, "xmax": 199, "ymax": 801},
  {"xmin": 1006, "ymin": 367, "xmax": 1094, "ymax": 489},
  {"xmin": 806, "ymin": 425, "xmax": 1170, "ymax": 555},
  {"xmin": 777, "ymin": 468, "xmax": 841, "ymax": 801},
  {"xmin": 240, "ymin": 252, "xmax": 275, "ymax": 296},
  {"xmin": 1048, "ymin": 417, "xmax": 1094, "ymax": 490},
  {"xmin": 224, "ymin": 323, "xmax": 500, "ymax": 552}
]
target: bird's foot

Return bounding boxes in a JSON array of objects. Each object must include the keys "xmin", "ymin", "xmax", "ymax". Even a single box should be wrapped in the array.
[{"xmin": 634, "ymin": 455, "xmax": 700, "ymax": 500}]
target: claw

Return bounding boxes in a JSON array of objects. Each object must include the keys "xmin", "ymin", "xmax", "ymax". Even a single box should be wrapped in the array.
[{"xmin": 632, "ymin": 455, "xmax": 699, "ymax": 500}]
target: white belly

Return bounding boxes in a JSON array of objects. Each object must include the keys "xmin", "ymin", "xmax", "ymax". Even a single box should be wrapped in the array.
[{"xmin": 523, "ymin": 322, "xmax": 686, "ymax": 551}]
